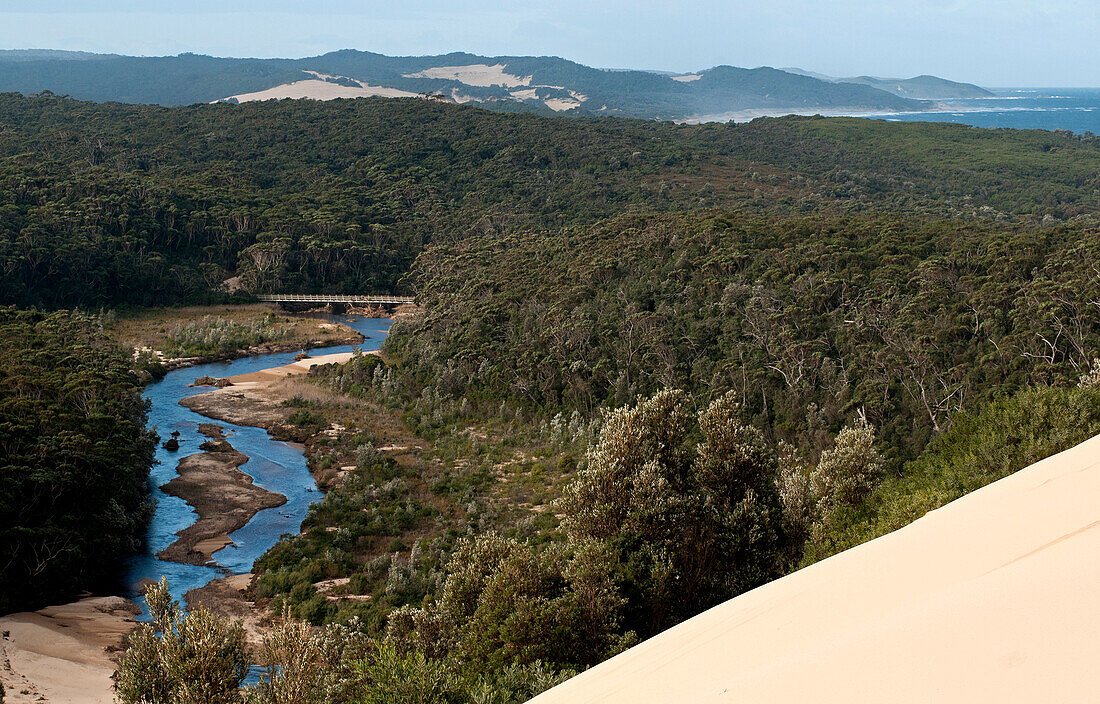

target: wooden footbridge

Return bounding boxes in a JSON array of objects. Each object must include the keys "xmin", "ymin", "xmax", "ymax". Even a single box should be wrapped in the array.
[{"xmin": 257, "ymin": 293, "xmax": 414, "ymax": 308}]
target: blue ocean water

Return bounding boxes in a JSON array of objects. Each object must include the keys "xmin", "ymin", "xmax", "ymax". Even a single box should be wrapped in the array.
[{"xmin": 851, "ymin": 88, "xmax": 1100, "ymax": 134}]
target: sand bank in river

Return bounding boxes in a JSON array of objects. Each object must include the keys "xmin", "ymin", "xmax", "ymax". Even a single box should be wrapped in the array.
[
  {"xmin": 0, "ymin": 596, "xmax": 138, "ymax": 704},
  {"xmin": 531, "ymin": 433, "xmax": 1100, "ymax": 704},
  {"xmin": 179, "ymin": 351, "xmax": 367, "ymax": 430},
  {"xmin": 158, "ymin": 424, "xmax": 285, "ymax": 566}
]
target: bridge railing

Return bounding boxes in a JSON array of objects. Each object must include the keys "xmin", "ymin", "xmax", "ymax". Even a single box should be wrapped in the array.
[{"xmin": 257, "ymin": 294, "xmax": 415, "ymax": 304}]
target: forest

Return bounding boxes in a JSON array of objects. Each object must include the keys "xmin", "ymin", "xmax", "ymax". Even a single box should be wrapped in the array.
[
  {"xmin": 2, "ymin": 92, "xmax": 1099, "ymax": 308},
  {"xmin": 2, "ymin": 92, "xmax": 1100, "ymax": 700},
  {"xmin": 0, "ymin": 308, "xmax": 155, "ymax": 613}
]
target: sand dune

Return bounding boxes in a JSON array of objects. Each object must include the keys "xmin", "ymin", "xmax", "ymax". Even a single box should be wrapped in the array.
[
  {"xmin": 224, "ymin": 79, "xmax": 418, "ymax": 103},
  {"xmin": 403, "ymin": 63, "xmax": 532, "ymax": 88},
  {"xmin": 531, "ymin": 433, "xmax": 1100, "ymax": 704}
]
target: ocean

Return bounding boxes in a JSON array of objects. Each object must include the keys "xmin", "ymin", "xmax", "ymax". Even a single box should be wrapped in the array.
[{"xmin": 851, "ymin": 88, "xmax": 1100, "ymax": 134}]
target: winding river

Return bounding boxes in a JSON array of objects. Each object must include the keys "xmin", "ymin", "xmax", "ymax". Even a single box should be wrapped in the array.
[{"xmin": 122, "ymin": 315, "xmax": 392, "ymax": 613}]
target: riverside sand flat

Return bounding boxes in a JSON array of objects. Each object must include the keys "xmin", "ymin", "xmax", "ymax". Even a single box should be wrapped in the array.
[{"xmin": 531, "ymin": 434, "xmax": 1100, "ymax": 704}]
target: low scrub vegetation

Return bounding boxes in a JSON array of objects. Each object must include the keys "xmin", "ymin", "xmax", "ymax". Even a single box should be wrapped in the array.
[{"xmin": 165, "ymin": 314, "xmax": 293, "ymax": 357}]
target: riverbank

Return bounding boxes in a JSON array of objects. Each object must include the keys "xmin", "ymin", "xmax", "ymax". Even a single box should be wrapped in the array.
[
  {"xmin": 0, "ymin": 596, "xmax": 139, "ymax": 704},
  {"xmin": 158, "ymin": 425, "xmax": 286, "ymax": 566},
  {"xmin": 107, "ymin": 304, "xmax": 366, "ymax": 374},
  {"xmin": 179, "ymin": 351, "xmax": 364, "ymax": 434}
]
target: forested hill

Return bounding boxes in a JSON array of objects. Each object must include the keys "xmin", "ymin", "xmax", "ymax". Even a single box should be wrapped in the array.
[
  {"xmin": 2, "ymin": 93, "xmax": 1099, "ymax": 309},
  {"xmin": 0, "ymin": 49, "xmax": 931, "ymax": 118},
  {"xmin": 391, "ymin": 210, "xmax": 1100, "ymax": 463}
]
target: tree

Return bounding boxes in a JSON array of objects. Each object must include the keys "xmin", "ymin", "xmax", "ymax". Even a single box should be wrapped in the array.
[
  {"xmin": 559, "ymin": 389, "xmax": 786, "ymax": 634},
  {"xmin": 810, "ymin": 413, "xmax": 886, "ymax": 522},
  {"xmin": 116, "ymin": 578, "xmax": 249, "ymax": 704},
  {"xmin": 386, "ymin": 534, "xmax": 628, "ymax": 671}
]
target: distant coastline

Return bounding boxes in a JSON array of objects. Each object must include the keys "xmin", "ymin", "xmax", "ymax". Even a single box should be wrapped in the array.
[{"xmin": 680, "ymin": 88, "xmax": 1100, "ymax": 134}]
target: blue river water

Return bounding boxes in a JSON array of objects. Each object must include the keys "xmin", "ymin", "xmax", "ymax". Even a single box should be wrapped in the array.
[
  {"xmin": 850, "ymin": 88, "xmax": 1100, "ymax": 134},
  {"xmin": 122, "ymin": 315, "xmax": 391, "ymax": 614}
]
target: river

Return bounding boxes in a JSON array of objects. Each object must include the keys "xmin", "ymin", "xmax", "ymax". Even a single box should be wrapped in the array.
[{"xmin": 122, "ymin": 315, "xmax": 392, "ymax": 613}]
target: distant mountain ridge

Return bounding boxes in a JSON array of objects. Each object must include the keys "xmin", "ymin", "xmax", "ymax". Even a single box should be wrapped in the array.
[
  {"xmin": 782, "ymin": 67, "xmax": 993, "ymax": 100},
  {"xmin": 0, "ymin": 49, "xmax": 985, "ymax": 119}
]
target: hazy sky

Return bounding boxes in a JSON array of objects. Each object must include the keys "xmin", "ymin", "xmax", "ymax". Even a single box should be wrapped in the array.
[{"xmin": 2, "ymin": 1, "xmax": 1096, "ymax": 87}]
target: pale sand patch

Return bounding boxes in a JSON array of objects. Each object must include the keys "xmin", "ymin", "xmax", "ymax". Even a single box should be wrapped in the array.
[
  {"xmin": 532, "ymin": 433, "xmax": 1100, "ymax": 704},
  {"xmin": 224, "ymin": 79, "xmax": 419, "ymax": 103},
  {"xmin": 227, "ymin": 350, "xmax": 365, "ymax": 386},
  {"xmin": 510, "ymin": 87, "xmax": 540, "ymax": 101},
  {"xmin": 0, "ymin": 596, "xmax": 139, "ymax": 704},
  {"xmin": 671, "ymin": 74, "xmax": 702, "ymax": 82},
  {"xmin": 404, "ymin": 63, "xmax": 532, "ymax": 88},
  {"xmin": 544, "ymin": 98, "xmax": 581, "ymax": 112}
]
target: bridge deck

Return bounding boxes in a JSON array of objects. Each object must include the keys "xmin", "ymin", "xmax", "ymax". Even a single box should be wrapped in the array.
[{"xmin": 257, "ymin": 294, "xmax": 414, "ymax": 305}]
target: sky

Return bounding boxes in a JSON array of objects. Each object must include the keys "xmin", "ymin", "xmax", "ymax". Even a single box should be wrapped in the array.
[{"xmin": 1, "ymin": 1, "xmax": 1097, "ymax": 87}]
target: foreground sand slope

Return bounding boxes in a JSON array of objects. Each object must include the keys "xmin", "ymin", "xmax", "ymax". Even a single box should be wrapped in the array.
[
  {"xmin": 532, "ymin": 434, "xmax": 1100, "ymax": 704},
  {"xmin": 0, "ymin": 597, "xmax": 138, "ymax": 704}
]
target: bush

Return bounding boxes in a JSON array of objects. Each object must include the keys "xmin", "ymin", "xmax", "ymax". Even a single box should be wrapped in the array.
[
  {"xmin": 809, "ymin": 414, "xmax": 886, "ymax": 523},
  {"xmin": 559, "ymin": 389, "xmax": 786, "ymax": 634},
  {"xmin": 116, "ymin": 578, "xmax": 248, "ymax": 704},
  {"xmin": 805, "ymin": 385, "xmax": 1100, "ymax": 562},
  {"xmin": 288, "ymin": 409, "xmax": 327, "ymax": 428}
]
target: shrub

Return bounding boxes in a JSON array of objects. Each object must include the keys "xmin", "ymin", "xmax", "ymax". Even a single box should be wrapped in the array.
[
  {"xmin": 560, "ymin": 389, "xmax": 786, "ymax": 633},
  {"xmin": 806, "ymin": 385, "xmax": 1100, "ymax": 563},
  {"xmin": 809, "ymin": 414, "xmax": 886, "ymax": 523},
  {"xmin": 116, "ymin": 578, "xmax": 248, "ymax": 704}
]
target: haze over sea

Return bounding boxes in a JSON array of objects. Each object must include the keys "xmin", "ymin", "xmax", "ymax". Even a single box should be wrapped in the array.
[{"xmin": 853, "ymin": 88, "xmax": 1100, "ymax": 134}]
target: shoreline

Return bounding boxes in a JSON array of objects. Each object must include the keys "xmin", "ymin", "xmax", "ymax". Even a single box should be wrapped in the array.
[
  {"xmin": 159, "ymin": 331, "xmax": 364, "ymax": 373},
  {"xmin": 178, "ymin": 350, "xmax": 368, "ymax": 434},
  {"xmin": 157, "ymin": 425, "xmax": 287, "ymax": 566},
  {"xmin": 0, "ymin": 596, "xmax": 139, "ymax": 704}
]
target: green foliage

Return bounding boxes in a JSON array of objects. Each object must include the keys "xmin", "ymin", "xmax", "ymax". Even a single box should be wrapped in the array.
[
  {"xmin": 116, "ymin": 578, "xmax": 249, "ymax": 704},
  {"xmin": 805, "ymin": 385, "xmax": 1100, "ymax": 562},
  {"xmin": 560, "ymin": 390, "xmax": 786, "ymax": 634},
  {"xmin": 392, "ymin": 210, "xmax": 1100, "ymax": 463},
  {"xmin": 165, "ymin": 314, "xmax": 292, "ymax": 356},
  {"xmin": 809, "ymin": 415, "xmax": 886, "ymax": 521},
  {"xmin": 3, "ymin": 94, "xmax": 1099, "ymax": 309},
  {"xmin": 386, "ymin": 535, "xmax": 630, "ymax": 671},
  {"xmin": 0, "ymin": 307, "xmax": 155, "ymax": 612},
  {"xmin": 288, "ymin": 408, "xmax": 327, "ymax": 429}
]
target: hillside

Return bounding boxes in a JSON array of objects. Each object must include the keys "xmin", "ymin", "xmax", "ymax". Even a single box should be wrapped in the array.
[
  {"xmin": 783, "ymin": 67, "xmax": 994, "ymax": 100},
  {"xmin": 0, "ymin": 49, "xmax": 926, "ymax": 119},
  {"xmin": 530, "ymin": 430, "xmax": 1100, "ymax": 703},
  {"xmin": 3, "ymin": 93, "xmax": 1099, "ymax": 309},
  {"xmin": 843, "ymin": 73, "xmax": 995, "ymax": 100}
]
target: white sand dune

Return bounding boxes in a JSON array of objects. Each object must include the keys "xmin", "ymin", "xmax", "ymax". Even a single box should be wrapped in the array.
[
  {"xmin": 543, "ymin": 97, "xmax": 582, "ymax": 112},
  {"xmin": 532, "ymin": 433, "xmax": 1100, "ymax": 704},
  {"xmin": 224, "ymin": 79, "xmax": 418, "ymax": 103},
  {"xmin": 403, "ymin": 63, "xmax": 532, "ymax": 88}
]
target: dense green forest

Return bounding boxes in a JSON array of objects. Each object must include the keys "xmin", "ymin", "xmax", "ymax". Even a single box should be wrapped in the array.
[
  {"xmin": 0, "ymin": 308, "xmax": 155, "ymax": 613},
  {"xmin": 2, "ymin": 93, "xmax": 1099, "ymax": 308},
  {"xmin": 3, "ymin": 92, "xmax": 1100, "ymax": 698},
  {"xmin": 390, "ymin": 210, "xmax": 1100, "ymax": 461}
]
